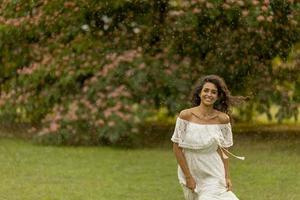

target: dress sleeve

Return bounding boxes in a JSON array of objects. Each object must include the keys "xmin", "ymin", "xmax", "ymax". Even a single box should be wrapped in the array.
[
  {"xmin": 171, "ymin": 117, "xmax": 187, "ymax": 143},
  {"xmin": 219, "ymin": 123, "xmax": 233, "ymax": 148}
]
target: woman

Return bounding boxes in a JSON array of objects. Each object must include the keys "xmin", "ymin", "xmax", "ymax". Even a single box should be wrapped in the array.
[{"xmin": 171, "ymin": 75, "xmax": 246, "ymax": 200}]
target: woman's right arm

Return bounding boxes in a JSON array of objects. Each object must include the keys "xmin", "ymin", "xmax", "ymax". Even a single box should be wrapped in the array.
[{"xmin": 173, "ymin": 142, "xmax": 196, "ymax": 190}]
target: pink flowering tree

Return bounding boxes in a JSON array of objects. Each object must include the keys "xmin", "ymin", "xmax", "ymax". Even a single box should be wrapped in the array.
[{"xmin": 0, "ymin": 0, "xmax": 299, "ymax": 145}]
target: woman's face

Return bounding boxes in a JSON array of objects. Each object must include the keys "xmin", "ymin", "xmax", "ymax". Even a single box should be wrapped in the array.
[{"xmin": 199, "ymin": 82, "xmax": 218, "ymax": 106}]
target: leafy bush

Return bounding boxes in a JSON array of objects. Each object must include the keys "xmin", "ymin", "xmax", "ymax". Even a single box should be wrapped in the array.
[{"xmin": 0, "ymin": 0, "xmax": 299, "ymax": 145}]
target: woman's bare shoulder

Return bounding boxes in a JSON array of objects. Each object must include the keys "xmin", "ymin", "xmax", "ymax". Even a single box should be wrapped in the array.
[
  {"xmin": 178, "ymin": 108, "xmax": 193, "ymax": 121},
  {"xmin": 216, "ymin": 111, "xmax": 230, "ymax": 124}
]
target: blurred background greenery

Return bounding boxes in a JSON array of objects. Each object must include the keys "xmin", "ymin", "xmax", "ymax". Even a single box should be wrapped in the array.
[{"xmin": 0, "ymin": 0, "xmax": 299, "ymax": 146}]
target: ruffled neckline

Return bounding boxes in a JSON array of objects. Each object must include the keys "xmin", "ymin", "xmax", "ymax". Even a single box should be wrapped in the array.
[{"xmin": 177, "ymin": 117, "xmax": 230, "ymax": 126}]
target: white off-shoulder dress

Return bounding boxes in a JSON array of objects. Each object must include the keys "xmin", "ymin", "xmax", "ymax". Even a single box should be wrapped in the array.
[{"xmin": 171, "ymin": 117, "xmax": 244, "ymax": 200}]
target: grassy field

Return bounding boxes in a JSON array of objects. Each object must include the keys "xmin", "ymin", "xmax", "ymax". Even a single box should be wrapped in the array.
[{"xmin": 0, "ymin": 137, "xmax": 299, "ymax": 200}]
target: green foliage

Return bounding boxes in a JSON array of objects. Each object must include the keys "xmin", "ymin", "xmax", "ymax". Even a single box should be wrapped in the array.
[{"xmin": 0, "ymin": 0, "xmax": 299, "ymax": 145}]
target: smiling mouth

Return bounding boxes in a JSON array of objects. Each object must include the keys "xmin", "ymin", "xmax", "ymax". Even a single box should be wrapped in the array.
[{"xmin": 204, "ymin": 98, "xmax": 213, "ymax": 101}]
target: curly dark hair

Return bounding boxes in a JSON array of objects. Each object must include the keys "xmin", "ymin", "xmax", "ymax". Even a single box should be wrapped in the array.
[{"xmin": 191, "ymin": 75, "xmax": 248, "ymax": 115}]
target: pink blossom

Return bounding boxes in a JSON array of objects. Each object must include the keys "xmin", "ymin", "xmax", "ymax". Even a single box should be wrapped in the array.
[
  {"xmin": 69, "ymin": 101, "xmax": 78, "ymax": 111},
  {"xmin": 125, "ymin": 69, "xmax": 134, "ymax": 77},
  {"xmin": 104, "ymin": 109, "xmax": 112, "ymax": 118},
  {"xmin": 226, "ymin": 0, "xmax": 234, "ymax": 3},
  {"xmin": 252, "ymin": 0, "xmax": 259, "ymax": 6},
  {"xmin": 50, "ymin": 122, "xmax": 60, "ymax": 132},
  {"xmin": 17, "ymin": 63, "xmax": 39, "ymax": 75},
  {"xmin": 65, "ymin": 102, "xmax": 78, "ymax": 121},
  {"xmin": 28, "ymin": 127, "xmax": 37, "ymax": 133},
  {"xmin": 107, "ymin": 90, "xmax": 119, "ymax": 98},
  {"xmin": 83, "ymin": 86, "xmax": 89, "ymax": 92},
  {"xmin": 82, "ymin": 99, "xmax": 94, "ymax": 110},
  {"xmin": 206, "ymin": 2, "xmax": 213, "ymax": 8},
  {"xmin": 164, "ymin": 69, "xmax": 172, "ymax": 75},
  {"xmin": 115, "ymin": 111, "xmax": 125, "ymax": 119},
  {"xmin": 170, "ymin": 64, "xmax": 178, "ymax": 70},
  {"xmin": 96, "ymin": 119, "xmax": 104, "ymax": 126},
  {"xmin": 261, "ymin": 6, "xmax": 268, "ymax": 12},
  {"xmin": 114, "ymin": 111, "xmax": 131, "ymax": 121},
  {"xmin": 96, "ymin": 99, "xmax": 102, "ymax": 107},
  {"xmin": 237, "ymin": 1, "xmax": 245, "ymax": 6},
  {"xmin": 138, "ymin": 63, "xmax": 146, "ymax": 69},
  {"xmin": 257, "ymin": 15, "xmax": 265, "ymax": 22},
  {"xmin": 69, "ymin": 70, "xmax": 75, "ymax": 75},
  {"xmin": 41, "ymin": 54, "xmax": 52, "ymax": 65},
  {"xmin": 0, "ymin": 99, "xmax": 5, "ymax": 107},
  {"xmin": 123, "ymin": 114, "xmax": 131, "ymax": 121},
  {"xmin": 111, "ymin": 103, "xmax": 122, "ymax": 112},
  {"xmin": 68, "ymin": 112, "xmax": 78, "ymax": 121},
  {"xmin": 91, "ymin": 107, "xmax": 98, "ymax": 114},
  {"xmin": 16, "ymin": 95, "xmax": 23, "ymax": 103},
  {"xmin": 266, "ymin": 16, "xmax": 273, "ymax": 22},
  {"xmin": 38, "ymin": 128, "xmax": 50, "ymax": 136},
  {"xmin": 141, "ymin": 100, "xmax": 147, "ymax": 105},
  {"xmin": 64, "ymin": 1, "xmax": 76, "ymax": 8},
  {"xmin": 192, "ymin": 8, "xmax": 201, "ymax": 14},
  {"xmin": 242, "ymin": 10, "xmax": 249, "ymax": 17},
  {"xmin": 54, "ymin": 113, "xmax": 62, "ymax": 121},
  {"xmin": 169, "ymin": 11, "xmax": 185, "ymax": 17},
  {"xmin": 90, "ymin": 76, "xmax": 98, "ymax": 83},
  {"xmin": 108, "ymin": 121, "xmax": 115, "ymax": 127},
  {"xmin": 222, "ymin": 3, "xmax": 231, "ymax": 10},
  {"xmin": 106, "ymin": 53, "xmax": 117, "ymax": 61},
  {"xmin": 55, "ymin": 70, "xmax": 61, "ymax": 77},
  {"xmin": 122, "ymin": 91, "xmax": 132, "ymax": 98}
]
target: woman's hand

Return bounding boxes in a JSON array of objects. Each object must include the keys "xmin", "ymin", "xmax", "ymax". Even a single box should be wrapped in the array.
[
  {"xmin": 226, "ymin": 178, "xmax": 233, "ymax": 191},
  {"xmin": 186, "ymin": 176, "xmax": 196, "ymax": 191}
]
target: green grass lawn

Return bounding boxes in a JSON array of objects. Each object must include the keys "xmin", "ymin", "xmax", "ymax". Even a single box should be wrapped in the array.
[{"xmin": 0, "ymin": 137, "xmax": 299, "ymax": 200}]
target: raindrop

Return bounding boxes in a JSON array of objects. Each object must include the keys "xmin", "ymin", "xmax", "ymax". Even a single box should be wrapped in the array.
[
  {"xmin": 133, "ymin": 28, "xmax": 141, "ymax": 34},
  {"xmin": 102, "ymin": 15, "xmax": 112, "ymax": 24},
  {"xmin": 81, "ymin": 24, "xmax": 90, "ymax": 32},
  {"xmin": 104, "ymin": 25, "xmax": 109, "ymax": 30}
]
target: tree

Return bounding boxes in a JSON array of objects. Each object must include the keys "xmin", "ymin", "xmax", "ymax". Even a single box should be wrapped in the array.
[{"xmin": 0, "ymin": 0, "xmax": 299, "ymax": 145}]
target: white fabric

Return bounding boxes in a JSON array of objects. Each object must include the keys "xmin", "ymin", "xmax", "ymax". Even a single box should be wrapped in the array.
[
  {"xmin": 171, "ymin": 117, "xmax": 239, "ymax": 200},
  {"xmin": 182, "ymin": 184, "xmax": 239, "ymax": 200}
]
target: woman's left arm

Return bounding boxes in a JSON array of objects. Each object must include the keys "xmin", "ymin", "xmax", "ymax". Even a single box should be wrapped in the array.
[{"xmin": 217, "ymin": 147, "xmax": 232, "ymax": 191}]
